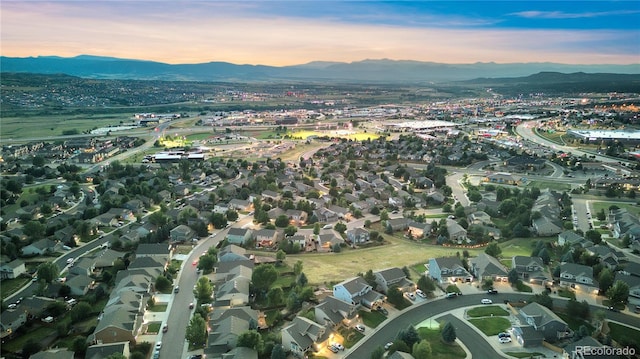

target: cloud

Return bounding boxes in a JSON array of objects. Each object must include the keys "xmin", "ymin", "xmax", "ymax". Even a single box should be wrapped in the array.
[{"xmin": 510, "ymin": 10, "xmax": 640, "ymax": 19}]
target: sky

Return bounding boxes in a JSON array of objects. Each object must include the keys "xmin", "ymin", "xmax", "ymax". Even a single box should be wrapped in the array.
[{"xmin": 1, "ymin": 1, "xmax": 639, "ymax": 66}]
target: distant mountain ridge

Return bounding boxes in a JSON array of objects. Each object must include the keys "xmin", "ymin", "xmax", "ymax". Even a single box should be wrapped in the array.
[{"xmin": 1, "ymin": 55, "xmax": 639, "ymax": 83}]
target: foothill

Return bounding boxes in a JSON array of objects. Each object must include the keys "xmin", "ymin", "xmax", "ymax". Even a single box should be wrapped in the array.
[{"xmin": 2, "ymin": 76, "xmax": 640, "ymax": 359}]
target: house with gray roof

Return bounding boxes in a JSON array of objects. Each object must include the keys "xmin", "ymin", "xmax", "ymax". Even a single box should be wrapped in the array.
[
  {"xmin": 227, "ymin": 228, "xmax": 253, "ymax": 246},
  {"xmin": 214, "ymin": 275, "xmax": 250, "ymax": 307},
  {"xmin": 28, "ymin": 348, "xmax": 75, "ymax": 359},
  {"xmin": 0, "ymin": 308, "xmax": 27, "ymax": 340},
  {"xmin": 517, "ymin": 302, "xmax": 570, "ymax": 343},
  {"xmin": 88, "ymin": 305, "xmax": 141, "ymax": 345},
  {"xmin": 20, "ymin": 238, "xmax": 61, "ymax": 256},
  {"xmin": 0, "ymin": 259, "xmax": 26, "ymax": 280},
  {"xmin": 512, "ymin": 256, "xmax": 549, "ymax": 284},
  {"xmin": 281, "ymin": 316, "xmax": 328, "ymax": 358},
  {"xmin": 169, "ymin": 224, "xmax": 196, "ymax": 243},
  {"xmin": 206, "ymin": 310, "xmax": 253, "ymax": 355},
  {"xmin": 314, "ymin": 296, "xmax": 357, "ymax": 328},
  {"xmin": 563, "ymin": 336, "xmax": 618, "ymax": 359},
  {"xmin": 220, "ymin": 347, "xmax": 258, "ymax": 359},
  {"xmin": 559, "ymin": 263, "xmax": 597, "ymax": 294},
  {"xmin": 346, "ymin": 227, "xmax": 370, "ymax": 244},
  {"xmin": 333, "ymin": 276, "xmax": 384, "ymax": 308},
  {"xmin": 613, "ymin": 272, "xmax": 640, "ymax": 303},
  {"xmin": 373, "ymin": 267, "xmax": 414, "ymax": 294},
  {"xmin": 557, "ymin": 231, "xmax": 586, "ymax": 247},
  {"xmin": 428, "ymin": 257, "xmax": 472, "ymax": 284},
  {"xmin": 470, "ymin": 253, "xmax": 508, "ymax": 281},
  {"xmin": 85, "ymin": 342, "xmax": 131, "ymax": 359}
]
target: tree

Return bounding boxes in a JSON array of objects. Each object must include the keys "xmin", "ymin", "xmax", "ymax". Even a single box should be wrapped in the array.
[
  {"xmin": 237, "ymin": 330, "xmax": 264, "ymax": 352},
  {"xmin": 297, "ymin": 272, "xmax": 308, "ymax": 287},
  {"xmin": 441, "ymin": 321, "xmax": 457, "ymax": 343},
  {"xmin": 271, "ymin": 344, "xmax": 287, "ymax": 359},
  {"xmin": 197, "ymin": 254, "xmax": 217, "ymax": 273},
  {"xmin": 598, "ymin": 268, "xmax": 614, "ymax": 293},
  {"xmin": 69, "ymin": 302, "xmax": 93, "ymax": 323},
  {"xmin": 155, "ymin": 275, "xmax": 171, "ymax": 292},
  {"xmin": 585, "ymin": 230, "xmax": 602, "ymax": 245},
  {"xmin": 276, "ymin": 249, "xmax": 286, "ymax": 264},
  {"xmin": 386, "ymin": 286, "xmax": 405, "ymax": 307},
  {"xmin": 334, "ymin": 222, "xmax": 347, "ymax": 234},
  {"xmin": 417, "ymin": 275, "xmax": 436, "ymax": 293},
  {"xmin": 539, "ymin": 248, "xmax": 550, "ymax": 265},
  {"xmin": 364, "ymin": 269, "xmax": 377, "ymax": 287},
  {"xmin": 37, "ymin": 261, "xmax": 59, "ymax": 283},
  {"xmin": 484, "ymin": 242, "xmax": 502, "ymax": 258},
  {"xmin": 267, "ymin": 287, "xmax": 284, "ymax": 306},
  {"xmin": 209, "ymin": 212, "xmax": 228, "ymax": 229},
  {"xmin": 532, "ymin": 291, "xmax": 554, "ymax": 310},
  {"xmin": 284, "ymin": 225, "xmax": 298, "ymax": 237},
  {"xmin": 252, "ymin": 264, "xmax": 278, "ymax": 293},
  {"xmin": 606, "ymin": 280, "xmax": 630, "ymax": 308},
  {"xmin": 293, "ymin": 260, "xmax": 303, "ymax": 276},
  {"xmin": 71, "ymin": 335, "xmax": 88, "ymax": 354},
  {"xmin": 195, "ymin": 276, "xmax": 213, "ymax": 302},
  {"xmin": 275, "ymin": 214, "xmax": 290, "ymax": 227},
  {"xmin": 507, "ymin": 268, "xmax": 519, "ymax": 285},
  {"xmin": 23, "ymin": 220, "xmax": 45, "ymax": 239},
  {"xmin": 566, "ymin": 298, "xmax": 590, "ymax": 319},
  {"xmin": 226, "ymin": 209, "xmax": 239, "ymax": 221},
  {"xmin": 22, "ymin": 338, "xmax": 42, "ymax": 357},
  {"xmin": 370, "ymin": 346, "xmax": 385, "ymax": 359},
  {"xmin": 412, "ymin": 339, "xmax": 432, "ymax": 359},
  {"xmin": 186, "ymin": 315, "xmax": 207, "ymax": 348},
  {"xmin": 396, "ymin": 325, "xmax": 420, "ymax": 348}
]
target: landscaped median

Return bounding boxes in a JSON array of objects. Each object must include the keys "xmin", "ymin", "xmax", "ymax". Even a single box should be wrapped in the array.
[
  {"xmin": 466, "ymin": 304, "xmax": 512, "ymax": 336},
  {"xmin": 466, "ymin": 305, "xmax": 510, "ymax": 318}
]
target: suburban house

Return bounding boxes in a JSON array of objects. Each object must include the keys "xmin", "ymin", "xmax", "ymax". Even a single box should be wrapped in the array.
[
  {"xmin": 346, "ymin": 228, "xmax": 370, "ymax": 244},
  {"xmin": 585, "ymin": 245, "xmax": 625, "ymax": 269},
  {"xmin": 385, "ymin": 217, "xmax": 409, "ymax": 233},
  {"xmin": 169, "ymin": 224, "xmax": 196, "ymax": 243},
  {"xmin": 20, "ymin": 238, "xmax": 62, "ymax": 256},
  {"xmin": 470, "ymin": 253, "xmax": 508, "ymax": 281},
  {"xmin": 88, "ymin": 306, "xmax": 141, "ymax": 345},
  {"xmin": 483, "ymin": 172, "xmax": 522, "ymax": 185},
  {"xmin": 29, "ymin": 348, "xmax": 75, "ymax": 359},
  {"xmin": 206, "ymin": 306, "xmax": 258, "ymax": 357},
  {"xmin": 468, "ymin": 211, "xmax": 493, "ymax": 226},
  {"xmin": 609, "ymin": 208, "xmax": 640, "ymax": 240},
  {"xmin": 85, "ymin": 342, "xmax": 131, "ymax": 359},
  {"xmin": 557, "ymin": 231, "xmax": 586, "ymax": 247},
  {"xmin": 281, "ymin": 316, "xmax": 328, "ymax": 358},
  {"xmin": 428, "ymin": 257, "xmax": 473, "ymax": 284},
  {"xmin": 512, "ymin": 256, "xmax": 549, "ymax": 284},
  {"xmin": 446, "ymin": 219, "xmax": 467, "ymax": 243},
  {"xmin": 0, "ymin": 259, "xmax": 26, "ymax": 280},
  {"xmin": 559, "ymin": 263, "xmax": 597, "ymax": 294},
  {"xmin": 515, "ymin": 302, "xmax": 571, "ymax": 345},
  {"xmin": 314, "ymin": 296, "xmax": 357, "ymax": 328},
  {"xmin": 65, "ymin": 274, "xmax": 95, "ymax": 296},
  {"xmin": 504, "ymin": 155, "xmax": 546, "ymax": 171},
  {"xmin": 0, "ymin": 309, "xmax": 27, "ymax": 339},
  {"xmin": 285, "ymin": 209, "xmax": 308, "ymax": 225},
  {"xmin": 226, "ymin": 228, "xmax": 253, "ymax": 246},
  {"xmin": 214, "ymin": 275, "xmax": 250, "ymax": 307},
  {"xmin": 254, "ymin": 229, "xmax": 278, "ymax": 248},
  {"xmin": 531, "ymin": 190, "xmax": 564, "ymax": 236},
  {"xmin": 407, "ymin": 221, "xmax": 432, "ymax": 239},
  {"xmin": 562, "ymin": 336, "xmax": 618, "ymax": 359},
  {"xmin": 373, "ymin": 267, "xmax": 414, "ymax": 294},
  {"xmin": 613, "ymin": 272, "xmax": 640, "ymax": 304},
  {"xmin": 333, "ymin": 276, "xmax": 384, "ymax": 308}
]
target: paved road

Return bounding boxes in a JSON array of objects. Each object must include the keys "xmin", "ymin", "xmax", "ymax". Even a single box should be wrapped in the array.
[
  {"xmin": 345, "ymin": 293, "xmax": 640, "ymax": 358},
  {"xmin": 438, "ymin": 314, "xmax": 506, "ymax": 359}
]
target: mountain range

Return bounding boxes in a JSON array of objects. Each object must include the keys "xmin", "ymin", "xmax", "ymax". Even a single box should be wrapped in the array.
[{"xmin": 1, "ymin": 55, "xmax": 639, "ymax": 83}]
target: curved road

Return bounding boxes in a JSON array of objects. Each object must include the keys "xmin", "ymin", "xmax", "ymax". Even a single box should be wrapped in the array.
[{"xmin": 345, "ymin": 293, "xmax": 640, "ymax": 358}]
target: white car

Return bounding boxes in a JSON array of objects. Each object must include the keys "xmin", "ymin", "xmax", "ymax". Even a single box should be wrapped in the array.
[
  {"xmin": 332, "ymin": 343, "xmax": 344, "ymax": 351},
  {"xmin": 407, "ymin": 292, "xmax": 416, "ymax": 300},
  {"xmin": 416, "ymin": 289, "xmax": 426, "ymax": 298},
  {"xmin": 66, "ymin": 258, "xmax": 74, "ymax": 264},
  {"xmin": 355, "ymin": 324, "xmax": 365, "ymax": 333},
  {"xmin": 499, "ymin": 337, "xmax": 512, "ymax": 344},
  {"xmin": 481, "ymin": 298, "xmax": 492, "ymax": 304}
]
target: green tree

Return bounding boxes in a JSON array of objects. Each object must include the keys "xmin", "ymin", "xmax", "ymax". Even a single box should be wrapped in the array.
[
  {"xmin": 293, "ymin": 260, "xmax": 303, "ymax": 276},
  {"xmin": 70, "ymin": 336, "xmax": 88, "ymax": 354},
  {"xmin": 37, "ymin": 261, "xmax": 59, "ymax": 283},
  {"xmin": 195, "ymin": 276, "xmax": 213, "ymax": 302},
  {"xmin": 484, "ymin": 242, "xmax": 502, "ymax": 258},
  {"xmin": 69, "ymin": 302, "xmax": 93, "ymax": 323},
  {"xmin": 23, "ymin": 220, "xmax": 46, "ymax": 239},
  {"xmin": 508, "ymin": 268, "xmax": 519, "ymax": 284},
  {"xmin": 441, "ymin": 321, "xmax": 457, "ymax": 343},
  {"xmin": 417, "ymin": 275, "xmax": 436, "ymax": 293},
  {"xmin": 271, "ymin": 344, "xmax": 287, "ymax": 359},
  {"xmin": 412, "ymin": 339, "xmax": 432, "ymax": 359},
  {"xmin": 186, "ymin": 315, "xmax": 207, "ymax": 347},
  {"xmin": 532, "ymin": 291, "xmax": 554, "ymax": 310},
  {"xmin": 237, "ymin": 330, "xmax": 264, "ymax": 352},
  {"xmin": 226, "ymin": 209, "xmax": 239, "ymax": 221},
  {"xmin": 284, "ymin": 225, "xmax": 298, "ymax": 237},
  {"xmin": 267, "ymin": 287, "xmax": 284, "ymax": 306},
  {"xmin": 370, "ymin": 346, "xmax": 385, "ymax": 359},
  {"xmin": 386, "ymin": 286, "xmax": 405, "ymax": 307},
  {"xmin": 155, "ymin": 275, "xmax": 171, "ymax": 292},
  {"xmin": 397, "ymin": 325, "xmax": 420, "ymax": 348},
  {"xmin": 606, "ymin": 280, "xmax": 630, "ymax": 308},
  {"xmin": 276, "ymin": 249, "xmax": 286, "ymax": 264},
  {"xmin": 22, "ymin": 338, "xmax": 42, "ymax": 357},
  {"xmin": 585, "ymin": 230, "xmax": 602, "ymax": 245},
  {"xmin": 252, "ymin": 264, "xmax": 278, "ymax": 293},
  {"xmin": 334, "ymin": 222, "xmax": 347, "ymax": 234},
  {"xmin": 598, "ymin": 268, "xmax": 614, "ymax": 293},
  {"xmin": 275, "ymin": 214, "xmax": 289, "ymax": 227},
  {"xmin": 197, "ymin": 254, "xmax": 217, "ymax": 273}
]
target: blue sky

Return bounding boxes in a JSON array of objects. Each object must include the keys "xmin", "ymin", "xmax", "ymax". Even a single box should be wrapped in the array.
[{"xmin": 1, "ymin": 1, "xmax": 638, "ymax": 65}]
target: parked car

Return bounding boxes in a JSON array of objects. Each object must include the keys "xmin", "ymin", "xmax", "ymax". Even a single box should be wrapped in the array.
[
  {"xmin": 407, "ymin": 292, "xmax": 416, "ymax": 300},
  {"xmin": 8, "ymin": 303, "xmax": 17, "ymax": 309},
  {"xmin": 499, "ymin": 337, "xmax": 512, "ymax": 344},
  {"xmin": 152, "ymin": 351, "xmax": 160, "ymax": 359},
  {"xmin": 328, "ymin": 345, "xmax": 339, "ymax": 353},
  {"xmin": 189, "ymin": 302, "xmax": 194, "ymax": 309},
  {"xmin": 376, "ymin": 306, "xmax": 388, "ymax": 315},
  {"xmin": 385, "ymin": 342, "xmax": 393, "ymax": 350},
  {"xmin": 487, "ymin": 289, "xmax": 498, "ymax": 294},
  {"xmin": 332, "ymin": 343, "xmax": 344, "ymax": 351},
  {"xmin": 445, "ymin": 292, "xmax": 458, "ymax": 298},
  {"xmin": 355, "ymin": 324, "xmax": 365, "ymax": 333},
  {"xmin": 162, "ymin": 325, "xmax": 168, "ymax": 333},
  {"xmin": 174, "ymin": 286, "xmax": 180, "ymax": 293},
  {"xmin": 155, "ymin": 342, "xmax": 162, "ymax": 350},
  {"xmin": 481, "ymin": 298, "xmax": 493, "ymax": 304},
  {"xmin": 498, "ymin": 332, "xmax": 511, "ymax": 338},
  {"xmin": 416, "ymin": 289, "xmax": 427, "ymax": 298}
]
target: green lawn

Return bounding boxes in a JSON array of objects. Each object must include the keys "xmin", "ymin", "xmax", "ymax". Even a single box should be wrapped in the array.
[
  {"xmin": 526, "ymin": 180, "xmax": 571, "ymax": 192},
  {"xmin": 556, "ymin": 313, "xmax": 594, "ymax": 332},
  {"xmin": 499, "ymin": 237, "xmax": 555, "ymax": 258},
  {"xmin": 514, "ymin": 281, "xmax": 533, "ymax": 293},
  {"xmin": 147, "ymin": 322, "xmax": 161, "ymax": 333},
  {"xmin": 506, "ymin": 352, "xmax": 545, "ymax": 358},
  {"xmin": 557, "ymin": 287, "xmax": 576, "ymax": 300},
  {"xmin": 590, "ymin": 201, "xmax": 640, "ymax": 218},
  {"xmin": 608, "ymin": 322, "xmax": 640, "ymax": 351},
  {"xmin": 467, "ymin": 317, "xmax": 511, "ymax": 336},
  {"xmin": 466, "ymin": 306, "xmax": 510, "ymax": 318},
  {"xmin": 417, "ymin": 327, "xmax": 467, "ymax": 359},
  {"xmin": 358, "ymin": 310, "xmax": 387, "ymax": 328},
  {"xmin": 337, "ymin": 327, "xmax": 365, "ymax": 348},
  {"xmin": 272, "ymin": 274, "xmax": 296, "ymax": 288},
  {"xmin": 0, "ymin": 277, "xmax": 30, "ymax": 300},
  {"xmin": 1, "ymin": 325, "xmax": 57, "ymax": 353},
  {"xmin": 148, "ymin": 304, "xmax": 168, "ymax": 312}
]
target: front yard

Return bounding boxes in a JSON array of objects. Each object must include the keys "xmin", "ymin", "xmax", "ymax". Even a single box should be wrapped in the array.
[
  {"xmin": 467, "ymin": 305, "xmax": 509, "ymax": 318},
  {"xmin": 467, "ymin": 317, "xmax": 511, "ymax": 336},
  {"xmin": 358, "ymin": 309, "xmax": 387, "ymax": 328}
]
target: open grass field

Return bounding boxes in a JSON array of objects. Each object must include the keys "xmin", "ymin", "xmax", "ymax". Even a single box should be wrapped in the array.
[
  {"xmin": 285, "ymin": 233, "xmax": 482, "ymax": 286},
  {"xmin": 590, "ymin": 201, "xmax": 640, "ymax": 218},
  {"xmin": 1, "ymin": 114, "xmax": 134, "ymax": 140},
  {"xmin": 499, "ymin": 237, "xmax": 555, "ymax": 258},
  {"xmin": 286, "ymin": 129, "xmax": 381, "ymax": 141},
  {"xmin": 526, "ymin": 180, "xmax": 572, "ymax": 192}
]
